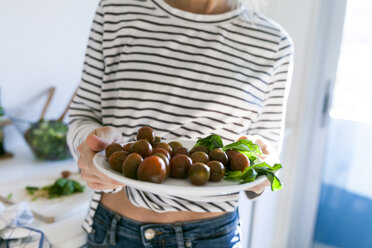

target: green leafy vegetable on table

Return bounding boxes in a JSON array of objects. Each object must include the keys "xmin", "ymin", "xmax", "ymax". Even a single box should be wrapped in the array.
[
  {"xmin": 194, "ymin": 135, "xmax": 283, "ymax": 191},
  {"xmin": 25, "ymin": 178, "xmax": 84, "ymax": 200},
  {"xmin": 7, "ymin": 193, "xmax": 12, "ymax": 200}
]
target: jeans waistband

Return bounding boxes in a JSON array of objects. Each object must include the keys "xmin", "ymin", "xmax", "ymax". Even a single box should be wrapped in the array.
[
  {"xmin": 96, "ymin": 202, "xmax": 237, "ymax": 226},
  {"xmin": 93, "ymin": 203, "xmax": 239, "ymax": 247}
]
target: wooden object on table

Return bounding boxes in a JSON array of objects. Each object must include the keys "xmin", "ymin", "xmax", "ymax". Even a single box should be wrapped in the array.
[
  {"xmin": 39, "ymin": 87, "xmax": 56, "ymax": 121},
  {"xmin": 57, "ymin": 87, "xmax": 77, "ymax": 122}
]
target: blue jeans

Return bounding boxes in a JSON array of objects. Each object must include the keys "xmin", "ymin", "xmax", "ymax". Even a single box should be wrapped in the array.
[{"xmin": 87, "ymin": 204, "xmax": 241, "ymax": 248}]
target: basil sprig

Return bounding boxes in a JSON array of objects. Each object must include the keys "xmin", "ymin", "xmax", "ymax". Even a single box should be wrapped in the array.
[
  {"xmin": 25, "ymin": 178, "xmax": 85, "ymax": 200},
  {"xmin": 225, "ymin": 162, "xmax": 283, "ymax": 191},
  {"xmin": 47, "ymin": 178, "xmax": 85, "ymax": 199},
  {"xmin": 193, "ymin": 134, "xmax": 223, "ymax": 151},
  {"xmin": 192, "ymin": 135, "xmax": 283, "ymax": 192}
]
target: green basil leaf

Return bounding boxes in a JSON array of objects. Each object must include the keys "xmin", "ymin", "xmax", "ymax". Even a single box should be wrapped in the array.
[
  {"xmin": 236, "ymin": 150, "xmax": 258, "ymax": 163},
  {"xmin": 251, "ymin": 162, "xmax": 282, "ymax": 172},
  {"xmin": 272, "ymin": 163, "xmax": 282, "ymax": 171},
  {"xmin": 193, "ymin": 135, "xmax": 223, "ymax": 151},
  {"xmin": 222, "ymin": 139, "xmax": 262, "ymax": 155},
  {"xmin": 224, "ymin": 170, "xmax": 243, "ymax": 179},
  {"xmin": 240, "ymin": 168, "xmax": 257, "ymax": 184},
  {"xmin": 251, "ymin": 162, "xmax": 270, "ymax": 168},
  {"xmin": 222, "ymin": 139, "xmax": 262, "ymax": 164},
  {"xmin": 266, "ymin": 173, "xmax": 283, "ymax": 191}
]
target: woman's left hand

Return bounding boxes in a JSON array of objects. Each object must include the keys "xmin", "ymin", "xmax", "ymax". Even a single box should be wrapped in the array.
[{"xmin": 236, "ymin": 136, "xmax": 272, "ymax": 198}]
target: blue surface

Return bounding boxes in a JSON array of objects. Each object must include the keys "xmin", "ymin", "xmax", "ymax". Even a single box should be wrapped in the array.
[
  {"xmin": 313, "ymin": 117, "xmax": 372, "ymax": 248},
  {"xmin": 313, "ymin": 184, "xmax": 372, "ymax": 248}
]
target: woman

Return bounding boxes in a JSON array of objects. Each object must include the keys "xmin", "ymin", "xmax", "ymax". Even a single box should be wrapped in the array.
[{"xmin": 67, "ymin": 0, "xmax": 293, "ymax": 247}]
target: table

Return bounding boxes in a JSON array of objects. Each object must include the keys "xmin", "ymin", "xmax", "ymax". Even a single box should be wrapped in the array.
[{"xmin": 0, "ymin": 135, "xmax": 89, "ymax": 248}]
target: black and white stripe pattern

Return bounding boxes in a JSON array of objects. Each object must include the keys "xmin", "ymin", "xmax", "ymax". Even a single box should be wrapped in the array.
[
  {"xmin": 67, "ymin": 0, "xmax": 293, "ymax": 233},
  {"xmin": 125, "ymin": 187, "xmax": 239, "ymax": 213}
]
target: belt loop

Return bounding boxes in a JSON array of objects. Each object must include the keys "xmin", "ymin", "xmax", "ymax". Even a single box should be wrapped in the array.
[
  {"xmin": 173, "ymin": 223, "xmax": 185, "ymax": 248},
  {"xmin": 109, "ymin": 215, "xmax": 120, "ymax": 246}
]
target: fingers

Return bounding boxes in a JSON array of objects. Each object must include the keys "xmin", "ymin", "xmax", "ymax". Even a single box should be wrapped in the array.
[
  {"xmin": 263, "ymin": 178, "xmax": 271, "ymax": 187},
  {"xmin": 86, "ymin": 126, "xmax": 123, "ymax": 152},
  {"xmin": 77, "ymin": 141, "xmax": 96, "ymax": 170},
  {"xmin": 77, "ymin": 131, "xmax": 125, "ymax": 190},
  {"xmin": 87, "ymin": 181, "xmax": 122, "ymax": 191},
  {"xmin": 88, "ymin": 163, "xmax": 125, "ymax": 187},
  {"xmin": 254, "ymin": 139, "xmax": 269, "ymax": 155},
  {"xmin": 86, "ymin": 134, "xmax": 108, "ymax": 152},
  {"xmin": 78, "ymin": 152, "xmax": 125, "ymax": 187},
  {"xmin": 96, "ymin": 126, "xmax": 123, "ymax": 143},
  {"xmin": 81, "ymin": 170, "xmax": 123, "ymax": 190},
  {"xmin": 246, "ymin": 178, "xmax": 270, "ymax": 195}
]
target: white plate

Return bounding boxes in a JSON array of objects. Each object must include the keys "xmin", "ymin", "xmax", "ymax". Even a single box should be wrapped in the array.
[{"xmin": 93, "ymin": 140, "xmax": 267, "ymax": 197}]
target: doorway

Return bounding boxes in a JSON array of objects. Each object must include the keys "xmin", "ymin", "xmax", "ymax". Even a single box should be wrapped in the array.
[{"xmin": 312, "ymin": 1, "xmax": 372, "ymax": 247}]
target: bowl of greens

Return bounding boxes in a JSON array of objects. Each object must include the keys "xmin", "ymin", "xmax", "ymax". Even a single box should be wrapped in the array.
[{"xmin": 25, "ymin": 120, "xmax": 71, "ymax": 160}]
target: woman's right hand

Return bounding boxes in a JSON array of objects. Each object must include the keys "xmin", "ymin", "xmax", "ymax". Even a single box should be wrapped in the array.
[{"xmin": 77, "ymin": 126, "xmax": 125, "ymax": 191}]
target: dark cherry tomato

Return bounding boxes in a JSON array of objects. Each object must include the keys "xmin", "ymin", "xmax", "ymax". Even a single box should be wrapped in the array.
[
  {"xmin": 173, "ymin": 147, "xmax": 189, "ymax": 157},
  {"xmin": 152, "ymin": 147, "xmax": 171, "ymax": 160},
  {"xmin": 207, "ymin": 161, "xmax": 225, "ymax": 182},
  {"xmin": 137, "ymin": 156, "xmax": 167, "ymax": 183},
  {"xmin": 209, "ymin": 149, "xmax": 228, "ymax": 166},
  {"xmin": 153, "ymin": 152, "xmax": 170, "ymax": 178},
  {"xmin": 190, "ymin": 145, "xmax": 209, "ymax": 155},
  {"xmin": 122, "ymin": 153, "xmax": 143, "ymax": 179},
  {"xmin": 230, "ymin": 153, "xmax": 250, "ymax": 172},
  {"xmin": 168, "ymin": 141, "xmax": 183, "ymax": 153},
  {"xmin": 170, "ymin": 154, "xmax": 193, "ymax": 178},
  {"xmin": 130, "ymin": 139, "xmax": 153, "ymax": 157},
  {"xmin": 226, "ymin": 150, "xmax": 239, "ymax": 161},
  {"xmin": 152, "ymin": 136, "xmax": 162, "ymax": 145},
  {"xmin": 190, "ymin": 151, "xmax": 209, "ymax": 164},
  {"xmin": 108, "ymin": 151, "xmax": 128, "ymax": 172},
  {"xmin": 136, "ymin": 126, "xmax": 156, "ymax": 143},
  {"xmin": 122, "ymin": 143, "xmax": 132, "ymax": 152},
  {"xmin": 153, "ymin": 142, "xmax": 173, "ymax": 154},
  {"xmin": 105, "ymin": 143, "xmax": 123, "ymax": 159},
  {"xmin": 188, "ymin": 163, "xmax": 210, "ymax": 186}
]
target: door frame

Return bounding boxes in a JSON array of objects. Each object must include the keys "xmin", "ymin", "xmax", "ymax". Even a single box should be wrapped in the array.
[{"xmin": 279, "ymin": 1, "xmax": 348, "ymax": 247}]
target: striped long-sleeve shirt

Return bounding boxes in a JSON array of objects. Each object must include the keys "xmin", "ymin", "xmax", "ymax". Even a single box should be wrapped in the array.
[{"xmin": 67, "ymin": 0, "xmax": 294, "ymax": 233}]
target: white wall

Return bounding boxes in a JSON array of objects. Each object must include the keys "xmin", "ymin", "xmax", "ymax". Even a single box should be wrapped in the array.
[
  {"xmin": 0, "ymin": 0, "xmax": 100, "ymax": 148},
  {"xmin": 0, "ymin": 0, "xmax": 99, "ymax": 120},
  {"xmin": 251, "ymin": 1, "xmax": 328, "ymax": 248}
]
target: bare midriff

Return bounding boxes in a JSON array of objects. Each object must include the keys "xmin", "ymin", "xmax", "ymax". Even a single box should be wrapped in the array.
[{"xmin": 101, "ymin": 190, "xmax": 226, "ymax": 223}]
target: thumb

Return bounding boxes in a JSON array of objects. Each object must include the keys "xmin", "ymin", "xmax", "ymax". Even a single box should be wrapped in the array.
[{"xmin": 86, "ymin": 126, "xmax": 122, "ymax": 152}]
